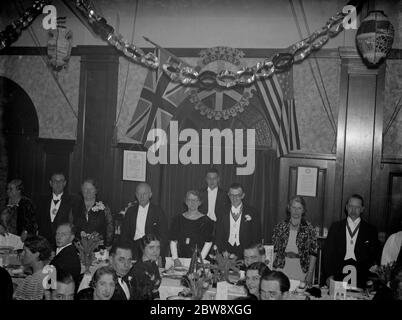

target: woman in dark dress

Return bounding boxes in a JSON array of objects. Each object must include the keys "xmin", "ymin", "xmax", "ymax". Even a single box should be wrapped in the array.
[
  {"xmin": 72, "ymin": 179, "xmax": 114, "ymax": 247},
  {"xmin": 76, "ymin": 266, "xmax": 118, "ymax": 300},
  {"xmin": 128, "ymin": 234, "xmax": 162, "ymax": 300},
  {"xmin": 169, "ymin": 190, "xmax": 214, "ymax": 266},
  {"xmin": 0, "ymin": 179, "xmax": 37, "ymax": 241}
]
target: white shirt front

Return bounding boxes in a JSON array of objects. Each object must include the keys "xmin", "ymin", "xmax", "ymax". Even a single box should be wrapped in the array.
[
  {"xmin": 228, "ymin": 205, "xmax": 242, "ymax": 246},
  {"xmin": 381, "ymin": 231, "xmax": 402, "ymax": 265},
  {"xmin": 207, "ymin": 187, "xmax": 218, "ymax": 222},
  {"xmin": 56, "ymin": 243, "xmax": 72, "ymax": 256},
  {"xmin": 134, "ymin": 203, "xmax": 150, "ymax": 241},
  {"xmin": 118, "ymin": 277, "xmax": 131, "ymax": 300},
  {"xmin": 50, "ymin": 193, "xmax": 63, "ymax": 223},
  {"xmin": 0, "ymin": 233, "xmax": 24, "ymax": 250},
  {"xmin": 344, "ymin": 217, "xmax": 361, "ymax": 261}
]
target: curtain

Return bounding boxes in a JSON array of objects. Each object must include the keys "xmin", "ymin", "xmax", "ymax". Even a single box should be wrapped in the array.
[{"xmin": 149, "ymin": 148, "xmax": 279, "ymax": 244}]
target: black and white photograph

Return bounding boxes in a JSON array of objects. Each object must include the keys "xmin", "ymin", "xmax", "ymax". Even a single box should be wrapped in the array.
[{"xmin": 0, "ymin": 0, "xmax": 401, "ymax": 310}]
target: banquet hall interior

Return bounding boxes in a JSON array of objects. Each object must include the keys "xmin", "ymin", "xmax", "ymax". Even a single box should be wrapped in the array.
[{"xmin": 1, "ymin": 0, "xmax": 402, "ymax": 301}]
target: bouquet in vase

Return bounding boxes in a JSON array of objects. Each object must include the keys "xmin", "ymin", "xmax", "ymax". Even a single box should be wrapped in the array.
[
  {"xmin": 75, "ymin": 231, "xmax": 104, "ymax": 273},
  {"xmin": 208, "ymin": 249, "xmax": 243, "ymax": 284},
  {"xmin": 369, "ymin": 262, "xmax": 396, "ymax": 286}
]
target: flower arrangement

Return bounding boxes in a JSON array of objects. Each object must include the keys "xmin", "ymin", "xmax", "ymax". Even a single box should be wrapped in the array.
[
  {"xmin": 75, "ymin": 231, "xmax": 104, "ymax": 273},
  {"xmin": 369, "ymin": 262, "xmax": 396, "ymax": 286},
  {"xmin": 208, "ymin": 248, "xmax": 243, "ymax": 283},
  {"xmin": 91, "ymin": 201, "xmax": 106, "ymax": 212},
  {"xmin": 181, "ymin": 269, "xmax": 212, "ymax": 300}
]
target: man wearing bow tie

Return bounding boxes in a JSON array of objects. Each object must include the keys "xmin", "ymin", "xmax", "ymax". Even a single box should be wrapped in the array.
[
  {"xmin": 215, "ymin": 183, "xmax": 261, "ymax": 259},
  {"xmin": 120, "ymin": 183, "xmax": 168, "ymax": 261},
  {"xmin": 37, "ymin": 173, "xmax": 73, "ymax": 248},
  {"xmin": 322, "ymin": 194, "xmax": 380, "ymax": 289},
  {"xmin": 198, "ymin": 167, "xmax": 229, "ymax": 223},
  {"xmin": 50, "ymin": 223, "xmax": 81, "ymax": 289},
  {"xmin": 110, "ymin": 244, "xmax": 136, "ymax": 300}
]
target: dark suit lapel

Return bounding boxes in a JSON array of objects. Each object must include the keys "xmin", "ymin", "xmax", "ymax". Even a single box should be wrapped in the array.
[
  {"xmin": 144, "ymin": 204, "xmax": 154, "ymax": 233},
  {"xmin": 339, "ymin": 219, "xmax": 347, "ymax": 254}
]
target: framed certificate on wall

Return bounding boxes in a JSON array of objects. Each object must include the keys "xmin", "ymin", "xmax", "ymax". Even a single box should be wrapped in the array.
[
  {"xmin": 122, "ymin": 150, "xmax": 146, "ymax": 181},
  {"xmin": 296, "ymin": 166, "xmax": 318, "ymax": 197}
]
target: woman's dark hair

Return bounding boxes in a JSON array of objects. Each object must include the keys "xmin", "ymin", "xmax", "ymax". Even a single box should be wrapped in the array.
[
  {"xmin": 89, "ymin": 266, "xmax": 118, "ymax": 288},
  {"xmin": 286, "ymin": 195, "xmax": 307, "ymax": 219},
  {"xmin": 139, "ymin": 234, "xmax": 160, "ymax": 256},
  {"xmin": 260, "ymin": 271, "xmax": 290, "ymax": 294},
  {"xmin": 8, "ymin": 179, "xmax": 24, "ymax": 194},
  {"xmin": 24, "ymin": 235, "xmax": 52, "ymax": 262},
  {"xmin": 390, "ymin": 266, "xmax": 402, "ymax": 300},
  {"xmin": 247, "ymin": 262, "xmax": 270, "ymax": 276},
  {"xmin": 81, "ymin": 178, "xmax": 97, "ymax": 190}
]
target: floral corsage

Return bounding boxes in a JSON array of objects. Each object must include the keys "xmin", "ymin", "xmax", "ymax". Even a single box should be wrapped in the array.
[
  {"xmin": 244, "ymin": 214, "xmax": 252, "ymax": 222},
  {"xmin": 92, "ymin": 201, "xmax": 106, "ymax": 212}
]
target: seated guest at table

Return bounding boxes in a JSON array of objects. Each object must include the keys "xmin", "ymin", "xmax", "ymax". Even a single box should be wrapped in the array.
[
  {"xmin": 76, "ymin": 266, "xmax": 117, "ymax": 300},
  {"xmin": 260, "ymin": 270, "xmax": 290, "ymax": 300},
  {"xmin": 373, "ymin": 265, "xmax": 402, "ymax": 300},
  {"xmin": 0, "ymin": 179, "xmax": 37, "ymax": 241},
  {"xmin": 44, "ymin": 269, "xmax": 75, "ymax": 300},
  {"xmin": 36, "ymin": 173, "xmax": 73, "ymax": 248},
  {"xmin": 272, "ymin": 196, "xmax": 317, "ymax": 286},
  {"xmin": 198, "ymin": 167, "xmax": 229, "ymax": 223},
  {"xmin": 127, "ymin": 234, "xmax": 161, "ymax": 300},
  {"xmin": 14, "ymin": 235, "xmax": 52, "ymax": 300},
  {"xmin": 245, "ymin": 262, "xmax": 270, "ymax": 299},
  {"xmin": 244, "ymin": 243, "xmax": 266, "ymax": 268},
  {"xmin": 170, "ymin": 190, "xmax": 214, "ymax": 265},
  {"xmin": 381, "ymin": 227, "xmax": 402, "ymax": 267},
  {"xmin": 72, "ymin": 179, "xmax": 114, "ymax": 247},
  {"xmin": 0, "ymin": 266, "xmax": 13, "ymax": 300},
  {"xmin": 215, "ymin": 183, "xmax": 261, "ymax": 259},
  {"xmin": 109, "ymin": 244, "xmax": 135, "ymax": 300},
  {"xmin": 50, "ymin": 223, "xmax": 81, "ymax": 287},
  {"xmin": 322, "ymin": 194, "xmax": 380, "ymax": 289},
  {"xmin": 0, "ymin": 220, "xmax": 23, "ymax": 250},
  {"xmin": 120, "ymin": 183, "xmax": 168, "ymax": 261}
]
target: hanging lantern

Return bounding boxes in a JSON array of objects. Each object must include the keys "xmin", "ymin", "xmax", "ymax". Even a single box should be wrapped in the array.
[
  {"xmin": 47, "ymin": 17, "xmax": 73, "ymax": 71},
  {"xmin": 356, "ymin": 11, "xmax": 394, "ymax": 66}
]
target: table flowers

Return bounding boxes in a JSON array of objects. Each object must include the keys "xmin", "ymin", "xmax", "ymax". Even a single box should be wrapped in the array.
[{"xmin": 75, "ymin": 231, "xmax": 104, "ymax": 273}]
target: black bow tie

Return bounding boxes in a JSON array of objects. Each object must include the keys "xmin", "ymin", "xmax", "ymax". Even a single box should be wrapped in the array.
[{"xmin": 53, "ymin": 199, "xmax": 60, "ymax": 205}]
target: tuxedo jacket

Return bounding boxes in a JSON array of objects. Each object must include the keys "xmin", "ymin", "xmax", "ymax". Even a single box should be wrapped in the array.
[
  {"xmin": 111, "ymin": 273, "xmax": 136, "ymax": 300},
  {"xmin": 50, "ymin": 244, "xmax": 81, "ymax": 287},
  {"xmin": 322, "ymin": 218, "xmax": 380, "ymax": 285},
  {"xmin": 36, "ymin": 194, "xmax": 73, "ymax": 247},
  {"xmin": 198, "ymin": 187, "xmax": 230, "ymax": 222},
  {"xmin": 215, "ymin": 203, "xmax": 262, "ymax": 254},
  {"xmin": 120, "ymin": 203, "xmax": 168, "ymax": 259}
]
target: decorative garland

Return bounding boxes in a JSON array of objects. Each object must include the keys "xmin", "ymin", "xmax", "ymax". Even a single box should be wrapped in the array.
[
  {"xmin": 0, "ymin": 0, "xmax": 51, "ymax": 50},
  {"xmin": 0, "ymin": 0, "xmax": 348, "ymax": 89},
  {"xmin": 75, "ymin": 0, "xmax": 347, "ymax": 88}
]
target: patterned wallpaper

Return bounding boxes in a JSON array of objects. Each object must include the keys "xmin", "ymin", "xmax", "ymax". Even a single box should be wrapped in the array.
[
  {"xmin": 383, "ymin": 59, "xmax": 402, "ymax": 157},
  {"xmin": 293, "ymin": 58, "xmax": 340, "ymax": 154},
  {"xmin": 116, "ymin": 54, "xmax": 340, "ymax": 154},
  {"xmin": 0, "ymin": 55, "xmax": 80, "ymax": 140}
]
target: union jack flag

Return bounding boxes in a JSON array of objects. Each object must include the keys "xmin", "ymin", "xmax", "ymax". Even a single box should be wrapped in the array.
[{"xmin": 125, "ymin": 48, "xmax": 189, "ymax": 147}]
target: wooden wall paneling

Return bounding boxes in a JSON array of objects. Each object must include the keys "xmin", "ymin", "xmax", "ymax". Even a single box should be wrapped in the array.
[
  {"xmin": 335, "ymin": 48, "xmax": 385, "ymax": 224},
  {"xmin": 72, "ymin": 51, "xmax": 119, "ymax": 209},
  {"xmin": 278, "ymin": 155, "xmax": 336, "ymax": 231}
]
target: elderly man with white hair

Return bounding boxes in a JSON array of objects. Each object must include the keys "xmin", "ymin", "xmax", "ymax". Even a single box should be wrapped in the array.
[{"xmin": 120, "ymin": 183, "xmax": 168, "ymax": 261}]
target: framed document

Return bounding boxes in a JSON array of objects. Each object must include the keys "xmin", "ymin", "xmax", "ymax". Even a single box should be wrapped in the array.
[
  {"xmin": 122, "ymin": 150, "xmax": 146, "ymax": 181},
  {"xmin": 296, "ymin": 166, "xmax": 318, "ymax": 197}
]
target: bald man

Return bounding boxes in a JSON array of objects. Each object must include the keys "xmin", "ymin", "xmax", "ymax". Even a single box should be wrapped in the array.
[{"xmin": 120, "ymin": 183, "xmax": 168, "ymax": 260}]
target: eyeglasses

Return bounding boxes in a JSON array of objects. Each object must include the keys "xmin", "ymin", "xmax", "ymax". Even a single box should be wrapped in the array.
[
  {"xmin": 228, "ymin": 193, "xmax": 243, "ymax": 198},
  {"xmin": 260, "ymin": 290, "xmax": 281, "ymax": 299},
  {"xmin": 290, "ymin": 206, "xmax": 304, "ymax": 211}
]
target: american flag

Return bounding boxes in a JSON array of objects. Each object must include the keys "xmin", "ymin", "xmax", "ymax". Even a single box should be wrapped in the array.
[
  {"xmin": 254, "ymin": 69, "xmax": 300, "ymax": 157},
  {"xmin": 125, "ymin": 48, "xmax": 189, "ymax": 148}
]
